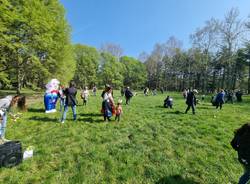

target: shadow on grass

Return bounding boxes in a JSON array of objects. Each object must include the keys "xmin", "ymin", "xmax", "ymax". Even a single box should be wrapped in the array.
[
  {"xmin": 155, "ymin": 175, "xmax": 199, "ymax": 184},
  {"xmin": 28, "ymin": 108, "xmax": 44, "ymax": 113},
  {"xmin": 79, "ymin": 113, "xmax": 101, "ymax": 117},
  {"xmin": 29, "ymin": 116, "xmax": 58, "ymax": 122},
  {"xmin": 165, "ymin": 110, "xmax": 184, "ymax": 115},
  {"xmin": 77, "ymin": 117, "xmax": 104, "ymax": 123}
]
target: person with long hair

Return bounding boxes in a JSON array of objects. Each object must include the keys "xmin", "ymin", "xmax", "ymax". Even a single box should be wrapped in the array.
[
  {"xmin": 0, "ymin": 95, "xmax": 25, "ymax": 142},
  {"xmin": 101, "ymin": 85, "xmax": 115, "ymax": 121}
]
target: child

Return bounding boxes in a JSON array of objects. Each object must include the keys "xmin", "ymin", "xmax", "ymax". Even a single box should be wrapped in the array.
[
  {"xmin": 115, "ymin": 99, "xmax": 123, "ymax": 122},
  {"xmin": 81, "ymin": 87, "xmax": 89, "ymax": 106}
]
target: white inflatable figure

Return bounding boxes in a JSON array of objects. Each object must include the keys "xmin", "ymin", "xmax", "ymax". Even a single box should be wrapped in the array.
[{"xmin": 44, "ymin": 79, "xmax": 60, "ymax": 113}]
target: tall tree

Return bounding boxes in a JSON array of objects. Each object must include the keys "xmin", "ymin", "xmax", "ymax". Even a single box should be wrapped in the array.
[{"xmin": 73, "ymin": 44, "xmax": 100, "ymax": 88}]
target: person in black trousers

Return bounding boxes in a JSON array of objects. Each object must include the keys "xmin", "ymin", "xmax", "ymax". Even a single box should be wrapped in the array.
[
  {"xmin": 185, "ymin": 89, "xmax": 198, "ymax": 115},
  {"xmin": 124, "ymin": 87, "xmax": 133, "ymax": 105}
]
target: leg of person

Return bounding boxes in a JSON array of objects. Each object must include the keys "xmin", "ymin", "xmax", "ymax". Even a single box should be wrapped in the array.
[
  {"xmin": 238, "ymin": 170, "xmax": 250, "ymax": 184},
  {"xmin": 220, "ymin": 102, "xmax": 223, "ymax": 109},
  {"xmin": 72, "ymin": 105, "xmax": 77, "ymax": 121},
  {"xmin": 185, "ymin": 105, "xmax": 190, "ymax": 114},
  {"xmin": 104, "ymin": 115, "xmax": 107, "ymax": 121},
  {"xmin": 115, "ymin": 115, "xmax": 118, "ymax": 121},
  {"xmin": 61, "ymin": 105, "xmax": 69, "ymax": 123},
  {"xmin": 0, "ymin": 113, "xmax": 7, "ymax": 139},
  {"xmin": 117, "ymin": 115, "xmax": 120, "ymax": 122},
  {"xmin": 126, "ymin": 98, "xmax": 128, "ymax": 105},
  {"xmin": 191, "ymin": 104, "xmax": 195, "ymax": 114}
]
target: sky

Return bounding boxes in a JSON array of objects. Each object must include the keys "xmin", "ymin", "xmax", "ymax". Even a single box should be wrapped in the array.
[{"xmin": 60, "ymin": 0, "xmax": 250, "ymax": 58}]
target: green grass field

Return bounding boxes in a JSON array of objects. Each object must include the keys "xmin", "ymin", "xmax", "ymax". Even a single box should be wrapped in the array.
[{"xmin": 0, "ymin": 90, "xmax": 249, "ymax": 184}]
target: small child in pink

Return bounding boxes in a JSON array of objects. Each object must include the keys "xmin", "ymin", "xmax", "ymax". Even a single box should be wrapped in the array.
[{"xmin": 115, "ymin": 99, "xmax": 123, "ymax": 122}]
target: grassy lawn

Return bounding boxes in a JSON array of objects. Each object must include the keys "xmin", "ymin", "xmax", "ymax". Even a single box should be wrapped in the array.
[{"xmin": 0, "ymin": 90, "xmax": 248, "ymax": 184}]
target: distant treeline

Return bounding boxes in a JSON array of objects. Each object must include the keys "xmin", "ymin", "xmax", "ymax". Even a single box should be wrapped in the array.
[{"xmin": 0, "ymin": 1, "xmax": 250, "ymax": 93}]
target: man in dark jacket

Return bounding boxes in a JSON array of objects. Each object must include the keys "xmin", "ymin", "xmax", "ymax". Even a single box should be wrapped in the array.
[
  {"xmin": 124, "ymin": 87, "xmax": 133, "ymax": 105},
  {"xmin": 185, "ymin": 89, "xmax": 198, "ymax": 115},
  {"xmin": 61, "ymin": 81, "xmax": 77, "ymax": 123}
]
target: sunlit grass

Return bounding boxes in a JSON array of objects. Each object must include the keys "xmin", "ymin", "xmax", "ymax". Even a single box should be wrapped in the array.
[{"xmin": 0, "ymin": 90, "xmax": 248, "ymax": 183}]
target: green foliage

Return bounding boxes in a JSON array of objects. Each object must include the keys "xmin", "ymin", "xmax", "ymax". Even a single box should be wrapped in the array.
[
  {"xmin": 98, "ymin": 52, "xmax": 125, "ymax": 88},
  {"xmin": 120, "ymin": 56, "xmax": 147, "ymax": 89},
  {"xmin": 73, "ymin": 44, "xmax": 100, "ymax": 88},
  {"xmin": 0, "ymin": 91, "xmax": 248, "ymax": 183},
  {"xmin": 0, "ymin": 0, "xmax": 74, "ymax": 92}
]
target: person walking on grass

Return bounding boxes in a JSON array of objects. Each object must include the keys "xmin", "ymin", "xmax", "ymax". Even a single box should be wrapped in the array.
[
  {"xmin": 92, "ymin": 85, "xmax": 97, "ymax": 96},
  {"xmin": 101, "ymin": 85, "xmax": 115, "ymax": 122},
  {"xmin": 185, "ymin": 89, "xmax": 198, "ymax": 114},
  {"xmin": 215, "ymin": 89, "xmax": 225, "ymax": 109},
  {"xmin": 61, "ymin": 81, "xmax": 77, "ymax": 123},
  {"xmin": 115, "ymin": 99, "xmax": 123, "ymax": 122},
  {"xmin": 0, "ymin": 95, "xmax": 24, "ymax": 143},
  {"xmin": 231, "ymin": 123, "xmax": 250, "ymax": 184},
  {"xmin": 124, "ymin": 86, "xmax": 133, "ymax": 105},
  {"xmin": 81, "ymin": 86, "xmax": 89, "ymax": 106}
]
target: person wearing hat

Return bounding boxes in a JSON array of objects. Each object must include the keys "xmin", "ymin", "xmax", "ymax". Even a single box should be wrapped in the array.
[
  {"xmin": 185, "ymin": 89, "xmax": 198, "ymax": 114},
  {"xmin": 124, "ymin": 86, "xmax": 133, "ymax": 105}
]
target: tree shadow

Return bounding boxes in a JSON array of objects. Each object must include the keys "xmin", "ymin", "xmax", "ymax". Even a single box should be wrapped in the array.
[
  {"xmin": 28, "ymin": 108, "xmax": 44, "ymax": 113},
  {"xmin": 155, "ymin": 175, "xmax": 199, "ymax": 184},
  {"xmin": 28, "ymin": 116, "xmax": 58, "ymax": 122}
]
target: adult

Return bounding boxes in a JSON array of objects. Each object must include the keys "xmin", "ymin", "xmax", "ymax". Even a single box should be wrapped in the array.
[
  {"xmin": 144, "ymin": 87, "xmax": 149, "ymax": 96},
  {"xmin": 61, "ymin": 81, "xmax": 77, "ymax": 123},
  {"xmin": 215, "ymin": 89, "xmax": 225, "ymax": 109},
  {"xmin": 164, "ymin": 96, "xmax": 173, "ymax": 109},
  {"xmin": 101, "ymin": 85, "xmax": 115, "ymax": 121},
  {"xmin": 231, "ymin": 123, "xmax": 250, "ymax": 184},
  {"xmin": 81, "ymin": 86, "xmax": 89, "ymax": 106},
  {"xmin": 183, "ymin": 88, "xmax": 188, "ymax": 99},
  {"xmin": 58, "ymin": 85, "xmax": 65, "ymax": 112},
  {"xmin": 226, "ymin": 90, "xmax": 234, "ymax": 104},
  {"xmin": 236, "ymin": 90, "xmax": 243, "ymax": 102},
  {"xmin": 0, "ymin": 95, "xmax": 23, "ymax": 142},
  {"xmin": 185, "ymin": 89, "xmax": 198, "ymax": 114},
  {"xmin": 124, "ymin": 86, "xmax": 133, "ymax": 105},
  {"xmin": 92, "ymin": 85, "xmax": 97, "ymax": 96}
]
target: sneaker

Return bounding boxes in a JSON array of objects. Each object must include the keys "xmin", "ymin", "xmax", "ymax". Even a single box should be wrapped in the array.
[{"xmin": 61, "ymin": 121, "xmax": 65, "ymax": 124}]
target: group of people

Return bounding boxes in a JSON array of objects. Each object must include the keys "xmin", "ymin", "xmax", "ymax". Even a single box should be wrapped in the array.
[{"xmin": 59, "ymin": 82, "xmax": 132, "ymax": 123}]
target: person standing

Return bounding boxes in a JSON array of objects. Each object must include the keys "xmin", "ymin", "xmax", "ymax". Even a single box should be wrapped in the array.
[
  {"xmin": 92, "ymin": 85, "xmax": 97, "ymax": 96},
  {"xmin": 185, "ymin": 89, "xmax": 198, "ymax": 114},
  {"xmin": 0, "ymin": 95, "xmax": 21, "ymax": 142},
  {"xmin": 58, "ymin": 85, "xmax": 65, "ymax": 112},
  {"xmin": 81, "ymin": 86, "xmax": 89, "ymax": 106},
  {"xmin": 124, "ymin": 86, "xmax": 133, "ymax": 105},
  {"xmin": 101, "ymin": 85, "xmax": 115, "ymax": 121},
  {"xmin": 215, "ymin": 89, "xmax": 225, "ymax": 109},
  {"xmin": 61, "ymin": 81, "xmax": 77, "ymax": 123}
]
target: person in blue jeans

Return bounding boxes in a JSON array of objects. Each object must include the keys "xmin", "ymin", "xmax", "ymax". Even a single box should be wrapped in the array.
[
  {"xmin": 0, "ymin": 95, "xmax": 23, "ymax": 142},
  {"xmin": 231, "ymin": 123, "xmax": 250, "ymax": 184},
  {"xmin": 61, "ymin": 81, "xmax": 77, "ymax": 123}
]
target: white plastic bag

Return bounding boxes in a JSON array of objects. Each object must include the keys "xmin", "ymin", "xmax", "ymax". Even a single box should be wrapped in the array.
[{"xmin": 23, "ymin": 146, "xmax": 34, "ymax": 160}]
